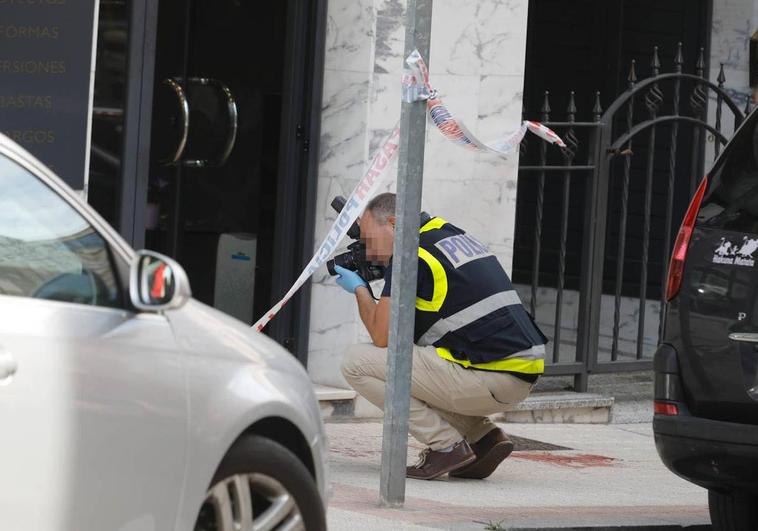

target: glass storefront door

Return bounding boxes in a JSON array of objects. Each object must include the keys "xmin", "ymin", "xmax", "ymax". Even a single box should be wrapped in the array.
[{"xmin": 145, "ymin": 0, "xmax": 289, "ymax": 325}]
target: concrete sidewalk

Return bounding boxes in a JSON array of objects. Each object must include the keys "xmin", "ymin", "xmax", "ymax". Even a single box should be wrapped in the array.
[{"xmin": 325, "ymin": 422, "xmax": 710, "ymax": 530}]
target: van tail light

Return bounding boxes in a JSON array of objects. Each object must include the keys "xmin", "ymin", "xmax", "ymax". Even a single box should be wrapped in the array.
[
  {"xmin": 654, "ymin": 400, "xmax": 680, "ymax": 416},
  {"xmin": 666, "ymin": 176, "xmax": 709, "ymax": 302}
]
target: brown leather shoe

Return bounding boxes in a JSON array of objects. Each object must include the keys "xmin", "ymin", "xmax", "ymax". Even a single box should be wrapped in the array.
[
  {"xmin": 406, "ymin": 440, "xmax": 476, "ymax": 480},
  {"xmin": 450, "ymin": 428, "xmax": 514, "ymax": 479}
]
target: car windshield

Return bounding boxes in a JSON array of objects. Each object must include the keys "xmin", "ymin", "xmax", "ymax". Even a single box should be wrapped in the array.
[{"xmin": 0, "ymin": 163, "xmax": 90, "ymax": 242}]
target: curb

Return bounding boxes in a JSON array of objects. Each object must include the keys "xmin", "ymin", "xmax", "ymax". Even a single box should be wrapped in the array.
[{"xmin": 501, "ymin": 526, "xmax": 709, "ymax": 531}]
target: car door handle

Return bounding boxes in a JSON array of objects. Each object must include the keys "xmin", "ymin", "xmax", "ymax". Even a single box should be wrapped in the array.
[
  {"xmin": 728, "ymin": 332, "xmax": 758, "ymax": 343},
  {"xmin": 0, "ymin": 349, "xmax": 18, "ymax": 381}
]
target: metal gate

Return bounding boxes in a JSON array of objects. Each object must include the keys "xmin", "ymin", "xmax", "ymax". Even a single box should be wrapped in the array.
[{"xmin": 516, "ymin": 44, "xmax": 747, "ymax": 391}]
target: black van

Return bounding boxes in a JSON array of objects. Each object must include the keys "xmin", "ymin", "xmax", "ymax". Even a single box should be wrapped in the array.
[{"xmin": 654, "ymin": 109, "xmax": 758, "ymax": 530}]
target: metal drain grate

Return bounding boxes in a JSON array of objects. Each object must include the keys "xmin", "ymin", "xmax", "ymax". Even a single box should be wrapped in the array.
[{"xmin": 510, "ymin": 435, "xmax": 571, "ymax": 452}]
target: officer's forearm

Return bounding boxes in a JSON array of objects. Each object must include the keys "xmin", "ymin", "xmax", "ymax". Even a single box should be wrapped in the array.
[{"xmin": 355, "ymin": 287, "xmax": 388, "ymax": 347}]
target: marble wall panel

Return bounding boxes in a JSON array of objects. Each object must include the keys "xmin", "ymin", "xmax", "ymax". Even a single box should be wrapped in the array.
[
  {"xmin": 430, "ymin": 0, "xmax": 529, "ymax": 76},
  {"xmin": 705, "ymin": 0, "xmax": 758, "ymax": 169},
  {"xmin": 324, "ymin": 0, "xmax": 376, "ymax": 73}
]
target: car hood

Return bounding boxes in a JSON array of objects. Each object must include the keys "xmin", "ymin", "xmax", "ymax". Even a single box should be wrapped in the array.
[{"xmin": 166, "ymin": 299, "xmax": 308, "ymax": 377}]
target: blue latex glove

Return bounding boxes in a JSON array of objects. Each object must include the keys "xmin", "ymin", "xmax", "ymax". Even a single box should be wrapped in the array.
[{"xmin": 334, "ymin": 265, "xmax": 368, "ymax": 294}]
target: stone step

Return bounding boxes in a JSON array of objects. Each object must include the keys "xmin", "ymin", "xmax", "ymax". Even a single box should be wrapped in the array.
[
  {"xmin": 314, "ymin": 384, "xmax": 614, "ymax": 423},
  {"xmin": 312, "ymin": 384, "xmax": 356, "ymax": 401},
  {"xmin": 493, "ymin": 392, "xmax": 614, "ymax": 423}
]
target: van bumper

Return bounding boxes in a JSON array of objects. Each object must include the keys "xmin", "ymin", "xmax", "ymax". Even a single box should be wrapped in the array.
[{"xmin": 654, "ymin": 414, "xmax": 758, "ymax": 494}]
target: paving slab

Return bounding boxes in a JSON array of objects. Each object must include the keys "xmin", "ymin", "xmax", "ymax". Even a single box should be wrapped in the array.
[{"xmin": 325, "ymin": 422, "xmax": 709, "ymax": 530}]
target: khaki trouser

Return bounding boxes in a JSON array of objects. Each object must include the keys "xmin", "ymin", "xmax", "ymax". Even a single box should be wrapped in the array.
[{"xmin": 341, "ymin": 343, "xmax": 534, "ymax": 450}]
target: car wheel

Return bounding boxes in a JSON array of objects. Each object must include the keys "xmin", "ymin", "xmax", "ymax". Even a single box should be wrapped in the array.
[
  {"xmin": 709, "ymin": 489, "xmax": 758, "ymax": 531},
  {"xmin": 194, "ymin": 434, "xmax": 326, "ymax": 531}
]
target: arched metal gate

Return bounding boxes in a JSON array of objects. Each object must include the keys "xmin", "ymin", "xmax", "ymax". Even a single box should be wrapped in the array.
[{"xmin": 515, "ymin": 44, "xmax": 747, "ymax": 391}]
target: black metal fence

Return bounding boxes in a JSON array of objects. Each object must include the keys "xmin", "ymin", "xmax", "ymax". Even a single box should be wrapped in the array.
[{"xmin": 515, "ymin": 44, "xmax": 748, "ymax": 391}]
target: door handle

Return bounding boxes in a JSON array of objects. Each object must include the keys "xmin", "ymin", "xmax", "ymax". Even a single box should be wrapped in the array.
[
  {"xmin": 214, "ymin": 80, "xmax": 238, "ymax": 167},
  {"xmin": 0, "ymin": 349, "xmax": 18, "ymax": 381},
  {"xmin": 728, "ymin": 332, "xmax": 758, "ymax": 343},
  {"xmin": 181, "ymin": 77, "xmax": 238, "ymax": 168},
  {"xmin": 158, "ymin": 78, "xmax": 190, "ymax": 165}
]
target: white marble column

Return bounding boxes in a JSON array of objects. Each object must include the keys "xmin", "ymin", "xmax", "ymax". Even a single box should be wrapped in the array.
[{"xmin": 308, "ymin": 0, "xmax": 529, "ymax": 387}]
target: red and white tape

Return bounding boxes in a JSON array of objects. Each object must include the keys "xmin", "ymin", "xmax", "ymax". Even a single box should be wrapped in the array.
[
  {"xmin": 404, "ymin": 49, "xmax": 566, "ymax": 155},
  {"xmin": 252, "ymin": 126, "xmax": 401, "ymax": 331}
]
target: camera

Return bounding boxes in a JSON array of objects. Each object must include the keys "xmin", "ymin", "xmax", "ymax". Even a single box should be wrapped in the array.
[
  {"xmin": 325, "ymin": 196, "xmax": 433, "ymax": 284},
  {"xmin": 326, "ymin": 196, "xmax": 386, "ymax": 282}
]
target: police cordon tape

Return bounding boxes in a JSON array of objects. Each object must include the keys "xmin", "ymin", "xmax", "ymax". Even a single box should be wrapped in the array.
[
  {"xmin": 251, "ymin": 125, "xmax": 401, "ymax": 331},
  {"xmin": 403, "ymin": 49, "xmax": 566, "ymax": 155},
  {"xmin": 252, "ymin": 51, "xmax": 565, "ymax": 332}
]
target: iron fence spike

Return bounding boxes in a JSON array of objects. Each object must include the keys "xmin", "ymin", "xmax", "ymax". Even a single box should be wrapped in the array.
[
  {"xmin": 696, "ymin": 47, "xmax": 705, "ymax": 76},
  {"xmin": 645, "ymin": 49, "xmax": 663, "ymax": 115},
  {"xmin": 718, "ymin": 63, "xmax": 726, "ymax": 86},
  {"xmin": 628, "ymin": 60, "xmax": 637, "ymax": 85},
  {"xmin": 674, "ymin": 42, "xmax": 684, "ymax": 71},
  {"xmin": 651, "ymin": 46, "xmax": 661, "ymax": 76},
  {"xmin": 688, "ymin": 48, "xmax": 708, "ymax": 113},
  {"xmin": 567, "ymin": 90, "xmax": 577, "ymax": 118},
  {"xmin": 541, "ymin": 90, "xmax": 551, "ymax": 119},
  {"xmin": 593, "ymin": 91, "xmax": 603, "ymax": 120},
  {"xmin": 560, "ymin": 92, "xmax": 578, "ymax": 160}
]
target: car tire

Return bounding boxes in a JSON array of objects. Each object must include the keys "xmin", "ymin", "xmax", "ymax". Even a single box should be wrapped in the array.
[
  {"xmin": 709, "ymin": 489, "xmax": 758, "ymax": 531},
  {"xmin": 195, "ymin": 434, "xmax": 326, "ymax": 531}
]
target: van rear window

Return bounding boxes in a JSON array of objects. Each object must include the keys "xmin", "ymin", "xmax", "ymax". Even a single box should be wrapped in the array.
[{"xmin": 699, "ymin": 112, "xmax": 758, "ymax": 233}]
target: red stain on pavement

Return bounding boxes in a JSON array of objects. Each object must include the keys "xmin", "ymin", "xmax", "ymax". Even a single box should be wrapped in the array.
[{"xmin": 511, "ymin": 452, "xmax": 617, "ymax": 468}]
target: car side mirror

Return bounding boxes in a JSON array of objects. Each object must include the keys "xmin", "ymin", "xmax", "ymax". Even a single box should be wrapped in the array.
[{"xmin": 129, "ymin": 250, "xmax": 191, "ymax": 311}]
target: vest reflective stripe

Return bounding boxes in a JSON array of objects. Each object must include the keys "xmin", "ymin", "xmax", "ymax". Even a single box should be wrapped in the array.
[
  {"xmin": 415, "ymin": 247, "xmax": 448, "ymax": 312},
  {"xmin": 436, "ymin": 345, "xmax": 545, "ymax": 373},
  {"xmin": 420, "ymin": 217, "xmax": 448, "ymax": 233},
  {"xmin": 417, "ymin": 290, "xmax": 523, "ymax": 346}
]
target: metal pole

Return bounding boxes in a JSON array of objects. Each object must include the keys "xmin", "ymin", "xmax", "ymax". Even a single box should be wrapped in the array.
[{"xmin": 379, "ymin": 0, "xmax": 433, "ymax": 508}]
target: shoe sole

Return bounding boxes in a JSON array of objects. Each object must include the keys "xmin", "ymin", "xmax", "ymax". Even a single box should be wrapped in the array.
[
  {"xmin": 406, "ymin": 453, "xmax": 477, "ymax": 481},
  {"xmin": 449, "ymin": 440, "xmax": 514, "ymax": 479}
]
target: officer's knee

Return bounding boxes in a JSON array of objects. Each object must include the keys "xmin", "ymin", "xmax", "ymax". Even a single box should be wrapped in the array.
[{"xmin": 341, "ymin": 343, "xmax": 382, "ymax": 382}]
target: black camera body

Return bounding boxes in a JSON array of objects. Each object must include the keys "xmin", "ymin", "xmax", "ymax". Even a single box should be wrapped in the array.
[
  {"xmin": 326, "ymin": 240, "xmax": 386, "ymax": 281},
  {"xmin": 326, "ymin": 196, "xmax": 386, "ymax": 282},
  {"xmin": 325, "ymin": 195, "xmax": 432, "ymax": 284}
]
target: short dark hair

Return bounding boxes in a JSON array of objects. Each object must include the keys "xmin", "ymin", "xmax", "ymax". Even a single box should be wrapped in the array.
[{"xmin": 365, "ymin": 192, "xmax": 396, "ymax": 225}]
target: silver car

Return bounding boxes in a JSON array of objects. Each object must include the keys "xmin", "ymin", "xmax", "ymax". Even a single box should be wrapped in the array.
[{"xmin": 0, "ymin": 134, "xmax": 328, "ymax": 531}]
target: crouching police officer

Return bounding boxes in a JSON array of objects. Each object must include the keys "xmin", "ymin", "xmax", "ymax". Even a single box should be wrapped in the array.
[{"xmin": 335, "ymin": 193, "xmax": 547, "ymax": 481}]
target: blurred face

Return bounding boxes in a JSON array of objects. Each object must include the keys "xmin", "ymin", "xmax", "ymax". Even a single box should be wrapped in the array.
[{"xmin": 360, "ymin": 209, "xmax": 395, "ymax": 266}]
